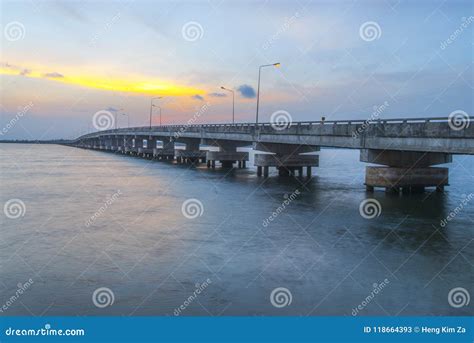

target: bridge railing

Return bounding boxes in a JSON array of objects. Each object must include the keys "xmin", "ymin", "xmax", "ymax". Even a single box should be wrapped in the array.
[{"xmin": 74, "ymin": 116, "xmax": 472, "ymax": 140}]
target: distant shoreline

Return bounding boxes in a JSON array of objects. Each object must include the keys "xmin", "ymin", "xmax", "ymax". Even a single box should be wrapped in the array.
[{"xmin": 0, "ymin": 140, "xmax": 72, "ymax": 144}]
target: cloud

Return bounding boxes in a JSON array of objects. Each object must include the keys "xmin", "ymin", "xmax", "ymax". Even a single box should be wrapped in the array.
[
  {"xmin": 42, "ymin": 72, "xmax": 64, "ymax": 79},
  {"xmin": 1, "ymin": 62, "xmax": 16, "ymax": 69},
  {"xmin": 237, "ymin": 84, "xmax": 256, "ymax": 98},
  {"xmin": 208, "ymin": 92, "xmax": 227, "ymax": 97},
  {"xmin": 1, "ymin": 62, "xmax": 30, "ymax": 76},
  {"xmin": 192, "ymin": 94, "xmax": 204, "ymax": 101}
]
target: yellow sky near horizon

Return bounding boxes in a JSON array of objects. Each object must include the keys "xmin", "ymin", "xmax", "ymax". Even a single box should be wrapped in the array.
[{"xmin": 0, "ymin": 63, "xmax": 205, "ymax": 97}]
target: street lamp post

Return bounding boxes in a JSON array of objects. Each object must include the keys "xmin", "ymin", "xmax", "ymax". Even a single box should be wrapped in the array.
[
  {"xmin": 122, "ymin": 112, "xmax": 129, "ymax": 128},
  {"xmin": 149, "ymin": 97, "xmax": 163, "ymax": 129},
  {"xmin": 152, "ymin": 105, "xmax": 162, "ymax": 126},
  {"xmin": 255, "ymin": 62, "xmax": 280, "ymax": 125},
  {"xmin": 220, "ymin": 86, "xmax": 235, "ymax": 124},
  {"xmin": 115, "ymin": 108, "xmax": 123, "ymax": 129}
]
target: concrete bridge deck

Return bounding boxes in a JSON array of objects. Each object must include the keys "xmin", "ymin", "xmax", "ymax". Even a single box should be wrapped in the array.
[{"xmin": 69, "ymin": 116, "xmax": 473, "ymax": 193}]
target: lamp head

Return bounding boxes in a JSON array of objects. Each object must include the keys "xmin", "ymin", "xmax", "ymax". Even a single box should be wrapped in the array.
[{"xmin": 273, "ymin": 62, "xmax": 281, "ymax": 68}]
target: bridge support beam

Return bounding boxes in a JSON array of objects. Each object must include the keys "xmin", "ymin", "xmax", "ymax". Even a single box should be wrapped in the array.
[
  {"xmin": 253, "ymin": 143, "xmax": 319, "ymax": 177},
  {"xmin": 361, "ymin": 149, "xmax": 451, "ymax": 193}
]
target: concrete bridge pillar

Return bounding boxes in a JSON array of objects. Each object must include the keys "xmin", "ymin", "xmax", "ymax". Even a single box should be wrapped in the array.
[
  {"xmin": 108, "ymin": 136, "xmax": 115, "ymax": 151},
  {"xmin": 105, "ymin": 136, "xmax": 115, "ymax": 151},
  {"xmin": 124, "ymin": 136, "xmax": 134, "ymax": 155},
  {"xmin": 102, "ymin": 137, "xmax": 108, "ymax": 150},
  {"xmin": 202, "ymin": 139, "xmax": 249, "ymax": 169},
  {"xmin": 361, "ymin": 149, "xmax": 452, "ymax": 193},
  {"xmin": 111, "ymin": 135, "xmax": 121, "ymax": 152},
  {"xmin": 117, "ymin": 135, "xmax": 124, "ymax": 153},
  {"xmin": 99, "ymin": 137, "xmax": 107, "ymax": 150},
  {"xmin": 253, "ymin": 143, "xmax": 319, "ymax": 177},
  {"xmin": 175, "ymin": 139, "xmax": 205, "ymax": 164},
  {"xmin": 153, "ymin": 137, "xmax": 175, "ymax": 160},
  {"xmin": 138, "ymin": 136, "xmax": 155, "ymax": 159},
  {"xmin": 130, "ymin": 136, "xmax": 145, "ymax": 156},
  {"xmin": 106, "ymin": 136, "xmax": 113, "ymax": 151},
  {"xmin": 92, "ymin": 138, "xmax": 100, "ymax": 150}
]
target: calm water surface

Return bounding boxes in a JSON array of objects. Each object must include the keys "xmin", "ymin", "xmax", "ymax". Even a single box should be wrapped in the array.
[{"xmin": 0, "ymin": 144, "xmax": 472, "ymax": 316}]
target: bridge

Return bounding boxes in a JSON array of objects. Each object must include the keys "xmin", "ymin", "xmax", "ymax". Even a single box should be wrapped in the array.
[{"xmin": 68, "ymin": 116, "xmax": 474, "ymax": 193}]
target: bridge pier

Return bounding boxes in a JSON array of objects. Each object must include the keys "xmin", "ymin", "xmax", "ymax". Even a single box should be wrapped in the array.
[
  {"xmin": 104, "ymin": 137, "xmax": 113, "ymax": 151},
  {"xmin": 202, "ymin": 139, "xmax": 249, "ymax": 169},
  {"xmin": 153, "ymin": 138, "xmax": 175, "ymax": 160},
  {"xmin": 105, "ymin": 135, "xmax": 118, "ymax": 152},
  {"xmin": 361, "ymin": 149, "xmax": 451, "ymax": 193},
  {"xmin": 99, "ymin": 137, "xmax": 107, "ymax": 150},
  {"xmin": 92, "ymin": 138, "xmax": 100, "ymax": 150},
  {"xmin": 103, "ymin": 137, "xmax": 111, "ymax": 151},
  {"xmin": 124, "ymin": 136, "xmax": 134, "ymax": 155},
  {"xmin": 138, "ymin": 136, "xmax": 155, "ymax": 159},
  {"xmin": 129, "ymin": 136, "xmax": 142, "ymax": 156},
  {"xmin": 253, "ymin": 143, "xmax": 319, "ymax": 177},
  {"xmin": 175, "ymin": 139, "xmax": 205, "ymax": 164},
  {"xmin": 109, "ymin": 136, "xmax": 117, "ymax": 151},
  {"xmin": 117, "ymin": 135, "xmax": 125, "ymax": 153}
]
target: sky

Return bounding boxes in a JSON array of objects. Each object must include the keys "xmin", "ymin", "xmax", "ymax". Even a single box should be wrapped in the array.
[{"xmin": 0, "ymin": 0, "xmax": 472, "ymax": 139}]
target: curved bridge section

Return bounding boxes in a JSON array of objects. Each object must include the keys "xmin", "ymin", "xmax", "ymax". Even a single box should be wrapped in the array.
[{"xmin": 69, "ymin": 116, "xmax": 474, "ymax": 193}]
